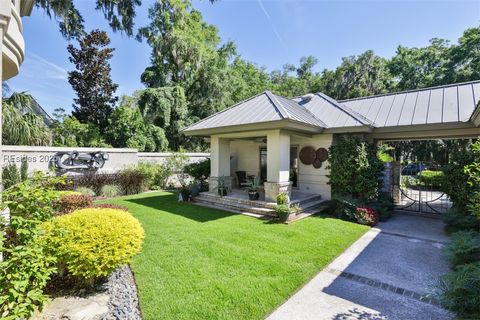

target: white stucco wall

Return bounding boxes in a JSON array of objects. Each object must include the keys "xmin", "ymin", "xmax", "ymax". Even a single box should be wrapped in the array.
[
  {"xmin": 2, "ymin": 145, "xmax": 138, "ymax": 174},
  {"xmin": 291, "ymin": 134, "xmax": 333, "ymax": 200},
  {"xmin": 230, "ymin": 140, "xmax": 263, "ymax": 177},
  {"xmin": 228, "ymin": 133, "xmax": 333, "ymax": 200},
  {"xmin": 2, "ymin": 146, "xmax": 210, "ymax": 174},
  {"xmin": 138, "ymin": 152, "xmax": 209, "ymax": 165}
]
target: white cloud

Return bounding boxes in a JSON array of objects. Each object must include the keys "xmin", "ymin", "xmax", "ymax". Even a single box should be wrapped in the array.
[
  {"xmin": 257, "ymin": 0, "xmax": 288, "ymax": 49},
  {"xmin": 22, "ymin": 52, "xmax": 68, "ymax": 80}
]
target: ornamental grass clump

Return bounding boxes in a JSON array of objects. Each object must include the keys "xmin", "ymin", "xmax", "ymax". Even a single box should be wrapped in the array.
[
  {"xmin": 100, "ymin": 184, "xmax": 121, "ymax": 197},
  {"xmin": 41, "ymin": 208, "xmax": 144, "ymax": 284},
  {"xmin": 74, "ymin": 186, "xmax": 96, "ymax": 197}
]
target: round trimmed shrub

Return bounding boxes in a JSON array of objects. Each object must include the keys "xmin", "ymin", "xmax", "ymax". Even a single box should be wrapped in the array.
[
  {"xmin": 74, "ymin": 187, "xmax": 96, "ymax": 197},
  {"xmin": 41, "ymin": 208, "xmax": 144, "ymax": 282},
  {"xmin": 100, "ymin": 184, "xmax": 121, "ymax": 198}
]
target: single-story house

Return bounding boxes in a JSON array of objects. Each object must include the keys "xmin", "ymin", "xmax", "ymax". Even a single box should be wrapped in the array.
[{"xmin": 184, "ymin": 80, "xmax": 480, "ymax": 202}]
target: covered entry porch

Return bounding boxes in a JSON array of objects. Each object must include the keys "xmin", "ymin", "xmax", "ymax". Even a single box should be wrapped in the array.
[{"xmin": 207, "ymin": 129, "xmax": 332, "ymax": 202}]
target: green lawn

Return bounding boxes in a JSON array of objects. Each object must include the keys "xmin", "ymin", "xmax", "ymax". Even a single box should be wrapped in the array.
[{"xmin": 103, "ymin": 192, "xmax": 368, "ymax": 320}]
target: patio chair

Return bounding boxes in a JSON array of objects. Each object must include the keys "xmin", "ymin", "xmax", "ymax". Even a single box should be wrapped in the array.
[{"xmin": 236, "ymin": 171, "xmax": 247, "ymax": 188}]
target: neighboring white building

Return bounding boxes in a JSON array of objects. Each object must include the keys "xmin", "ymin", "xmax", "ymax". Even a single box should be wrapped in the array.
[
  {"xmin": 0, "ymin": 0, "xmax": 33, "ymax": 81},
  {"xmin": 0, "ymin": 0, "xmax": 34, "ymax": 186},
  {"xmin": 184, "ymin": 81, "xmax": 480, "ymax": 202}
]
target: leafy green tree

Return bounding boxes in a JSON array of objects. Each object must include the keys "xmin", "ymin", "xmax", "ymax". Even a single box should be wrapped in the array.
[
  {"xmin": 227, "ymin": 58, "xmax": 272, "ymax": 103},
  {"xmin": 50, "ymin": 108, "xmax": 109, "ymax": 147},
  {"xmin": 35, "ymin": 0, "xmax": 142, "ymax": 39},
  {"xmin": 270, "ymin": 56, "xmax": 323, "ymax": 98},
  {"xmin": 68, "ymin": 30, "xmax": 118, "ymax": 131},
  {"xmin": 321, "ymin": 50, "xmax": 392, "ymax": 100},
  {"xmin": 446, "ymin": 27, "xmax": 480, "ymax": 83},
  {"xmin": 388, "ymin": 38, "xmax": 449, "ymax": 91},
  {"xmin": 105, "ymin": 96, "xmax": 168, "ymax": 152},
  {"xmin": 137, "ymin": 86, "xmax": 188, "ymax": 151},
  {"xmin": 2, "ymin": 92, "xmax": 51, "ymax": 146},
  {"xmin": 137, "ymin": 0, "xmax": 236, "ymax": 149}
]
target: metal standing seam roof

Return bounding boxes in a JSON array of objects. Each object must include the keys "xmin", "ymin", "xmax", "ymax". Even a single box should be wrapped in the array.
[
  {"xmin": 339, "ymin": 80, "xmax": 480, "ymax": 127},
  {"xmin": 184, "ymin": 80, "xmax": 480, "ymax": 134},
  {"xmin": 299, "ymin": 92, "xmax": 374, "ymax": 128},
  {"xmin": 184, "ymin": 91, "xmax": 325, "ymax": 132}
]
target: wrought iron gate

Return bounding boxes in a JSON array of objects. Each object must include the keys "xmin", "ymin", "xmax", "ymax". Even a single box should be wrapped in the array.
[{"xmin": 393, "ymin": 162, "xmax": 452, "ymax": 214}]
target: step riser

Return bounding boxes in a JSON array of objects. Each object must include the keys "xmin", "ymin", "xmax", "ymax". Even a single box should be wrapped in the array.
[
  {"xmin": 194, "ymin": 198, "xmax": 276, "ymax": 216},
  {"xmin": 196, "ymin": 194, "xmax": 322, "ymax": 210},
  {"xmin": 194, "ymin": 199, "xmax": 326, "ymax": 217}
]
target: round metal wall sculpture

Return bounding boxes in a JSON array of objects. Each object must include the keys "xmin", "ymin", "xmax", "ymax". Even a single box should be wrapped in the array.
[
  {"xmin": 299, "ymin": 146, "xmax": 316, "ymax": 165},
  {"xmin": 49, "ymin": 151, "xmax": 109, "ymax": 173},
  {"xmin": 299, "ymin": 147, "xmax": 328, "ymax": 169}
]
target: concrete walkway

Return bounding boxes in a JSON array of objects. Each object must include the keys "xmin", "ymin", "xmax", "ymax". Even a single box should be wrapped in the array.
[{"xmin": 267, "ymin": 213, "xmax": 453, "ymax": 320}]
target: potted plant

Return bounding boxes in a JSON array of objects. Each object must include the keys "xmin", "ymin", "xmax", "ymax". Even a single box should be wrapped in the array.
[
  {"xmin": 241, "ymin": 177, "xmax": 261, "ymax": 200},
  {"xmin": 214, "ymin": 175, "xmax": 230, "ymax": 197},
  {"xmin": 179, "ymin": 185, "xmax": 191, "ymax": 201},
  {"xmin": 275, "ymin": 204, "xmax": 290, "ymax": 222}
]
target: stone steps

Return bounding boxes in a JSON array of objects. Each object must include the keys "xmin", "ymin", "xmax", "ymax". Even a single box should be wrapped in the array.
[
  {"xmin": 193, "ymin": 192, "xmax": 326, "ymax": 220},
  {"xmin": 194, "ymin": 196, "xmax": 277, "ymax": 216}
]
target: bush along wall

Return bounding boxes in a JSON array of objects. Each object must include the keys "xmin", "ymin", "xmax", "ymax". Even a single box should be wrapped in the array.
[
  {"xmin": 0, "ymin": 173, "xmax": 145, "ymax": 319},
  {"xmin": 326, "ymin": 136, "xmax": 392, "ymax": 224},
  {"xmin": 436, "ymin": 140, "xmax": 480, "ymax": 319}
]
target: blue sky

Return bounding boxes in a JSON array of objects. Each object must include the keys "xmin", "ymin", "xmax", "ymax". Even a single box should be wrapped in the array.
[{"xmin": 7, "ymin": 0, "xmax": 480, "ymax": 116}]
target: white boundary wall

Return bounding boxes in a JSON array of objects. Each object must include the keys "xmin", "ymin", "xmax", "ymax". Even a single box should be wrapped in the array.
[{"xmin": 1, "ymin": 145, "xmax": 210, "ymax": 174}]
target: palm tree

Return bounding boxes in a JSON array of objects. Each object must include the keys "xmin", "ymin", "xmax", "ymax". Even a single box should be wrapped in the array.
[{"xmin": 2, "ymin": 92, "xmax": 52, "ymax": 146}]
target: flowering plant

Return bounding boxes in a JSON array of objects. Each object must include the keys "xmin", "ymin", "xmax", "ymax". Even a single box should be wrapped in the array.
[{"xmin": 354, "ymin": 207, "xmax": 379, "ymax": 226}]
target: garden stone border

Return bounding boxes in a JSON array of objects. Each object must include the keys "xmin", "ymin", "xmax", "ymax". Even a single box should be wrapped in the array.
[{"xmin": 102, "ymin": 265, "xmax": 142, "ymax": 320}]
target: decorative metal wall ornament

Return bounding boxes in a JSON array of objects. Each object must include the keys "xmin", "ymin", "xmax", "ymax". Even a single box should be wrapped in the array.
[
  {"xmin": 299, "ymin": 146, "xmax": 316, "ymax": 165},
  {"xmin": 312, "ymin": 158, "xmax": 322, "ymax": 169},
  {"xmin": 299, "ymin": 146, "xmax": 329, "ymax": 169},
  {"xmin": 316, "ymin": 148, "xmax": 328, "ymax": 162},
  {"xmin": 49, "ymin": 151, "xmax": 109, "ymax": 172}
]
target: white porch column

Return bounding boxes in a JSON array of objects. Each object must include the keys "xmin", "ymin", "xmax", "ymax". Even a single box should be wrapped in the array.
[
  {"xmin": 208, "ymin": 136, "xmax": 232, "ymax": 192},
  {"xmin": 264, "ymin": 130, "xmax": 291, "ymax": 202}
]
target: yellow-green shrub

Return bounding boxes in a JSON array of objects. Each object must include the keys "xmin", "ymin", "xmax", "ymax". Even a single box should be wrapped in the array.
[
  {"xmin": 41, "ymin": 208, "xmax": 144, "ymax": 282},
  {"xmin": 56, "ymin": 190, "xmax": 82, "ymax": 197}
]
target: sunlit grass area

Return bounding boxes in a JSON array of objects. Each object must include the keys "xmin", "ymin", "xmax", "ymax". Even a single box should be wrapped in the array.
[{"xmin": 103, "ymin": 192, "xmax": 368, "ymax": 320}]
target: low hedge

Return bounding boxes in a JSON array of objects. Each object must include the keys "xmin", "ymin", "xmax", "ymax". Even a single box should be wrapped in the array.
[
  {"xmin": 418, "ymin": 170, "xmax": 444, "ymax": 188},
  {"xmin": 87, "ymin": 203, "xmax": 129, "ymax": 211},
  {"xmin": 56, "ymin": 194, "xmax": 93, "ymax": 215}
]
